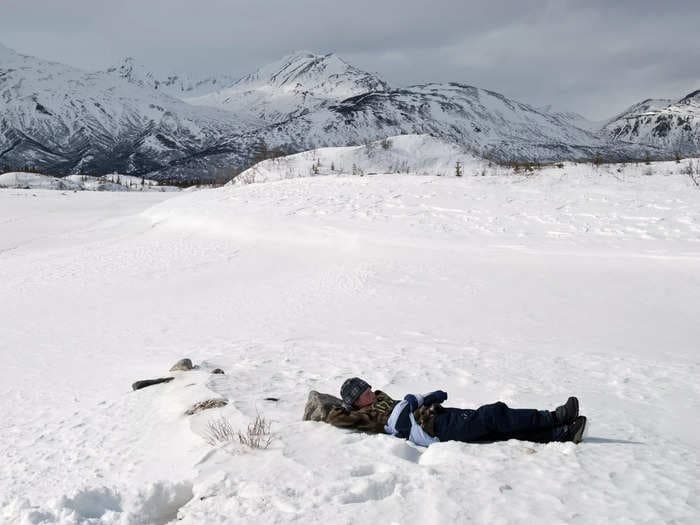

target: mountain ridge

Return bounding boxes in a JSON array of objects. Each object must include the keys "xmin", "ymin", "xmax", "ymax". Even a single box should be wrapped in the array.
[{"xmin": 1, "ymin": 43, "xmax": 696, "ymax": 181}]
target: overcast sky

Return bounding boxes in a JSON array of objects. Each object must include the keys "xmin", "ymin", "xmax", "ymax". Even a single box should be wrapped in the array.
[{"xmin": 1, "ymin": 0, "xmax": 698, "ymax": 120}]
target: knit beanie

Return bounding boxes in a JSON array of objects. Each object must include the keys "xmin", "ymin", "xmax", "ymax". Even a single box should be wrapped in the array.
[{"xmin": 340, "ymin": 377, "xmax": 371, "ymax": 411}]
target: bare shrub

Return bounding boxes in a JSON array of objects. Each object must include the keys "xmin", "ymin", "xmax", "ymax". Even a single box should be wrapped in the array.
[
  {"xmin": 237, "ymin": 414, "xmax": 273, "ymax": 449},
  {"xmin": 680, "ymin": 160, "xmax": 697, "ymax": 176},
  {"xmin": 204, "ymin": 416, "xmax": 236, "ymax": 446},
  {"xmin": 310, "ymin": 159, "xmax": 321, "ymax": 175},
  {"xmin": 380, "ymin": 137, "xmax": 393, "ymax": 150},
  {"xmin": 681, "ymin": 160, "xmax": 699, "ymax": 187},
  {"xmin": 204, "ymin": 414, "xmax": 273, "ymax": 449},
  {"xmin": 351, "ymin": 163, "xmax": 364, "ymax": 176},
  {"xmin": 235, "ymin": 169, "xmax": 257, "ymax": 185}
]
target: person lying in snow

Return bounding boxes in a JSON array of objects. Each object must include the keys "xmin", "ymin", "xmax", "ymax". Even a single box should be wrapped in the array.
[{"xmin": 327, "ymin": 377, "xmax": 586, "ymax": 446}]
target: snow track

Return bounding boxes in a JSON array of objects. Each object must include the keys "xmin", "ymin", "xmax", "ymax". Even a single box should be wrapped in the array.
[{"xmin": 1, "ymin": 169, "xmax": 699, "ymax": 523}]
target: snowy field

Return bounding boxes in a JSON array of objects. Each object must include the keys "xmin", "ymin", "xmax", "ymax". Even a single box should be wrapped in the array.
[{"xmin": 1, "ymin": 167, "xmax": 699, "ymax": 524}]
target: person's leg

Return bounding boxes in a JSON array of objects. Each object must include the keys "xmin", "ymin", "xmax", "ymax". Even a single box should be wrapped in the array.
[
  {"xmin": 511, "ymin": 416, "xmax": 587, "ymax": 444},
  {"xmin": 433, "ymin": 408, "xmax": 487, "ymax": 442},
  {"xmin": 507, "ymin": 425, "xmax": 570, "ymax": 443},
  {"xmin": 476, "ymin": 401, "xmax": 556, "ymax": 436},
  {"xmin": 433, "ymin": 402, "xmax": 556, "ymax": 443}
]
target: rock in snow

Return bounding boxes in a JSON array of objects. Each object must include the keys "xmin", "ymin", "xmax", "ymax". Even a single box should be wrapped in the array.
[
  {"xmin": 169, "ymin": 358, "xmax": 195, "ymax": 371},
  {"xmin": 132, "ymin": 377, "xmax": 175, "ymax": 391},
  {"xmin": 303, "ymin": 391, "xmax": 344, "ymax": 422},
  {"xmin": 184, "ymin": 398, "xmax": 228, "ymax": 416}
]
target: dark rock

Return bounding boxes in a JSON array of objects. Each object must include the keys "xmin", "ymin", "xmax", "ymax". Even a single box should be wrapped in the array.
[
  {"xmin": 185, "ymin": 398, "xmax": 228, "ymax": 415},
  {"xmin": 302, "ymin": 390, "xmax": 343, "ymax": 422},
  {"xmin": 211, "ymin": 368, "xmax": 225, "ymax": 375},
  {"xmin": 170, "ymin": 358, "xmax": 194, "ymax": 372},
  {"xmin": 132, "ymin": 377, "xmax": 174, "ymax": 391}
]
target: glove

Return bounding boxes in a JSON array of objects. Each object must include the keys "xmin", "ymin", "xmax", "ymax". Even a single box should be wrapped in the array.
[
  {"xmin": 404, "ymin": 394, "xmax": 419, "ymax": 412},
  {"xmin": 423, "ymin": 390, "xmax": 448, "ymax": 407}
]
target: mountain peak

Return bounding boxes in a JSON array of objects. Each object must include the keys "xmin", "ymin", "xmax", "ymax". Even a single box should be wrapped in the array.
[
  {"xmin": 183, "ymin": 50, "xmax": 389, "ymax": 124},
  {"xmin": 233, "ymin": 51, "xmax": 389, "ymax": 97}
]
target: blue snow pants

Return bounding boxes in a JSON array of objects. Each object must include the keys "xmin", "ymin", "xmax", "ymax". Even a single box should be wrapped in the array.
[{"xmin": 433, "ymin": 402, "xmax": 567, "ymax": 443}]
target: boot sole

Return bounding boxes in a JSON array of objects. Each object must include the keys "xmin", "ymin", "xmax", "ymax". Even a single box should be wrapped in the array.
[{"xmin": 571, "ymin": 416, "xmax": 586, "ymax": 444}]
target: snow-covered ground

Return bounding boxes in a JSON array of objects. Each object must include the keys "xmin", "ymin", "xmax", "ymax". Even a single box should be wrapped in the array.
[{"xmin": 1, "ymin": 164, "xmax": 699, "ymax": 523}]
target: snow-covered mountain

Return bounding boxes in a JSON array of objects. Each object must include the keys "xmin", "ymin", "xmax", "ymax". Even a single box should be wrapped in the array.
[
  {"xmin": 602, "ymin": 91, "xmax": 700, "ymax": 155},
  {"xmin": 0, "ymin": 43, "xmax": 246, "ymax": 176},
  {"xmin": 185, "ymin": 52, "xmax": 390, "ymax": 124},
  {"xmin": 105, "ymin": 57, "xmax": 237, "ymax": 98},
  {"xmin": 0, "ymin": 43, "xmax": 692, "ymax": 182},
  {"xmin": 184, "ymin": 53, "xmax": 620, "ymax": 162},
  {"xmin": 220, "ymin": 81, "xmax": 652, "ymax": 166}
]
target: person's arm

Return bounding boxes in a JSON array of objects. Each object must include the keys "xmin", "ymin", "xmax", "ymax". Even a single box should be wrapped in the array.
[
  {"xmin": 326, "ymin": 406, "xmax": 384, "ymax": 433},
  {"xmin": 326, "ymin": 406, "xmax": 362, "ymax": 428},
  {"xmin": 385, "ymin": 399, "xmax": 440, "ymax": 447},
  {"xmin": 404, "ymin": 390, "xmax": 448, "ymax": 411}
]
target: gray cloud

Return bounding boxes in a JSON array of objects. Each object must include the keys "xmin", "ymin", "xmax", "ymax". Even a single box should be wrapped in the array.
[{"xmin": 1, "ymin": 0, "xmax": 698, "ymax": 119}]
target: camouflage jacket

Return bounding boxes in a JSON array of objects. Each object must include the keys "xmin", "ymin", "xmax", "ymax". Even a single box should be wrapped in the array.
[{"xmin": 326, "ymin": 390, "xmax": 440, "ymax": 438}]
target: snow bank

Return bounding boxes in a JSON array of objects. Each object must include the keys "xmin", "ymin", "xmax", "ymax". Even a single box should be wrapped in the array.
[
  {"xmin": 160, "ymin": 162, "xmax": 700, "ymax": 253},
  {"xmin": 3, "ymin": 482, "xmax": 193, "ymax": 525},
  {"xmin": 0, "ymin": 172, "xmax": 82, "ymax": 191},
  {"xmin": 0, "ymin": 172, "xmax": 180, "ymax": 192}
]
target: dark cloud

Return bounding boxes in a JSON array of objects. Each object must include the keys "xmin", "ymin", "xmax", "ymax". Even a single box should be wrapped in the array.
[{"xmin": 1, "ymin": 0, "xmax": 697, "ymax": 119}]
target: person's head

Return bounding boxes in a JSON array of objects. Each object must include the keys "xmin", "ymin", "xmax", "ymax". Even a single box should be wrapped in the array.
[{"xmin": 340, "ymin": 377, "xmax": 375, "ymax": 411}]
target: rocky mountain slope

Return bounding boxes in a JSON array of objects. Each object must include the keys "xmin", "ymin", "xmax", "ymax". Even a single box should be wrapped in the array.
[
  {"xmin": 601, "ymin": 91, "xmax": 700, "ymax": 155},
  {"xmin": 247, "ymin": 82, "xmax": 611, "ymax": 161}
]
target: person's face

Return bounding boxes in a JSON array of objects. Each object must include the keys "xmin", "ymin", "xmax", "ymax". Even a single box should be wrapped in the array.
[{"xmin": 353, "ymin": 387, "xmax": 376, "ymax": 409}]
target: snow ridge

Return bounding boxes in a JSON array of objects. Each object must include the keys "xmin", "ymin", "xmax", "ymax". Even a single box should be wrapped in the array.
[{"xmin": 105, "ymin": 57, "xmax": 237, "ymax": 98}]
